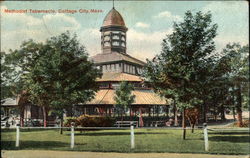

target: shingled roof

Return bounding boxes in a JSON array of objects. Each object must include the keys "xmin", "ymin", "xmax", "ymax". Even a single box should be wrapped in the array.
[
  {"xmin": 86, "ymin": 89, "xmax": 167, "ymax": 105},
  {"xmin": 97, "ymin": 72, "xmax": 143, "ymax": 82},
  {"xmin": 91, "ymin": 52, "xmax": 145, "ymax": 66}
]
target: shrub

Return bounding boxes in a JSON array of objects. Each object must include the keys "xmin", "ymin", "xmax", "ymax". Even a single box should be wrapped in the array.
[
  {"xmin": 232, "ymin": 119, "xmax": 249, "ymax": 127},
  {"xmin": 77, "ymin": 115, "xmax": 115, "ymax": 127},
  {"xmin": 64, "ymin": 115, "xmax": 115, "ymax": 127},
  {"xmin": 64, "ymin": 117, "xmax": 78, "ymax": 127}
]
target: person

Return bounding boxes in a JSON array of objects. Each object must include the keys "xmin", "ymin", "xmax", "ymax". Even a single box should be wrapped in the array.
[{"xmin": 165, "ymin": 119, "xmax": 174, "ymax": 127}]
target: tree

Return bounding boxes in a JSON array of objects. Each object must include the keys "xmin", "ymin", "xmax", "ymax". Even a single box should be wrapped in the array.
[
  {"xmin": 144, "ymin": 11, "xmax": 218, "ymax": 139},
  {"xmin": 1, "ymin": 42, "xmax": 45, "ymax": 126},
  {"xmin": 219, "ymin": 43, "xmax": 249, "ymax": 127},
  {"xmin": 24, "ymin": 31, "xmax": 102, "ymax": 132},
  {"xmin": 1, "ymin": 31, "xmax": 102, "ymax": 130},
  {"xmin": 114, "ymin": 81, "xmax": 135, "ymax": 121}
]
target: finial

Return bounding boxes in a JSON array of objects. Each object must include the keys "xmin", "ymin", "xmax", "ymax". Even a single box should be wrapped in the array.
[{"xmin": 113, "ymin": 0, "xmax": 115, "ymax": 9}]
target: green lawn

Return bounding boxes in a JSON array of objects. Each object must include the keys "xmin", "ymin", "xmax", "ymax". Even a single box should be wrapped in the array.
[{"xmin": 1, "ymin": 128, "xmax": 249, "ymax": 155}]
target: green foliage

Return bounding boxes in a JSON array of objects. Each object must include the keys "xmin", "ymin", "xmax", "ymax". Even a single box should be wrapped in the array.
[
  {"xmin": 218, "ymin": 43, "xmax": 249, "ymax": 125},
  {"xmin": 114, "ymin": 81, "xmax": 135, "ymax": 114},
  {"xmin": 1, "ymin": 31, "xmax": 102, "ymax": 118},
  {"xmin": 25, "ymin": 31, "xmax": 102, "ymax": 116},
  {"xmin": 144, "ymin": 11, "xmax": 218, "ymax": 110}
]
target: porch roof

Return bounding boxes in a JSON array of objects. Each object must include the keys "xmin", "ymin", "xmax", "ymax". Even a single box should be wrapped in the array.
[{"xmin": 86, "ymin": 89, "xmax": 168, "ymax": 105}]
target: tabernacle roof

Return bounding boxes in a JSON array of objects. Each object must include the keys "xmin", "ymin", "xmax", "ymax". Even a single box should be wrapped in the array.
[{"xmin": 86, "ymin": 89, "xmax": 167, "ymax": 105}]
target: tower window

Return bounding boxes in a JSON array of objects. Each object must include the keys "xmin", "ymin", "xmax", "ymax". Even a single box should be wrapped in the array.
[
  {"xmin": 104, "ymin": 36, "xmax": 110, "ymax": 41},
  {"xmin": 104, "ymin": 32, "xmax": 110, "ymax": 35},
  {"xmin": 112, "ymin": 35, "xmax": 119, "ymax": 40},
  {"xmin": 112, "ymin": 31, "xmax": 120, "ymax": 34},
  {"xmin": 121, "ymin": 42, "xmax": 125, "ymax": 47},
  {"xmin": 104, "ymin": 42, "xmax": 110, "ymax": 47},
  {"xmin": 121, "ymin": 36, "xmax": 125, "ymax": 41},
  {"xmin": 112, "ymin": 41, "xmax": 119, "ymax": 46}
]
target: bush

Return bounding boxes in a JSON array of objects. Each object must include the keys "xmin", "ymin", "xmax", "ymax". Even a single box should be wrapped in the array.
[
  {"xmin": 232, "ymin": 119, "xmax": 249, "ymax": 127},
  {"xmin": 64, "ymin": 117, "xmax": 78, "ymax": 127},
  {"xmin": 64, "ymin": 115, "xmax": 115, "ymax": 127}
]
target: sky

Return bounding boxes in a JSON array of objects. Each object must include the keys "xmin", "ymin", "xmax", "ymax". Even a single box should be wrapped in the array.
[{"xmin": 0, "ymin": 1, "xmax": 249, "ymax": 61}]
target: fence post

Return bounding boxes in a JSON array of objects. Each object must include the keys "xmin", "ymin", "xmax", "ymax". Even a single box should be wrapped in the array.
[
  {"xmin": 16, "ymin": 125, "xmax": 20, "ymax": 147},
  {"xmin": 203, "ymin": 123, "xmax": 209, "ymax": 151},
  {"xmin": 130, "ymin": 122, "xmax": 135, "ymax": 149},
  {"xmin": 70, "ymin": 122, "xmax": 74, "ymax": 149}
]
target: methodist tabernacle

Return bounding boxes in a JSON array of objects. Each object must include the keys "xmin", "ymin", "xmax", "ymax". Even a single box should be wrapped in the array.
[{"xmin": 73, "ymin": 7, "xmax": 169, "ymax": 123}]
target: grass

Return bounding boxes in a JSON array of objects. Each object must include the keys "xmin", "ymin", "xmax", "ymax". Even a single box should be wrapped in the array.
[{"xmin": 1, "ymin": 128, "xmax": 249, "ymax": 155}]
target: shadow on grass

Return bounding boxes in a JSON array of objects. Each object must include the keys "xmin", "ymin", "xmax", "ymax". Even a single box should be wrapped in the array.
[
  {"xmin": 209, "ymin": 135, "xmax": 250, "ymax": 143},
  {"xmin": 1, "ymin": 141, "xmax": 68, "ymax": 150},
  {"xmin": 74, "ymin": 132, "xmax": 168, "ymax": 136},
  {"xmin": 209, "ymin": 132, "xmax": 250, "ymax": 135}
]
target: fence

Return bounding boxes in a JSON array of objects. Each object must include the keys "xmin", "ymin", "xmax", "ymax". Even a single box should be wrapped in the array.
[
  {"xmin": 3, "ymin": 123, "xmax": 249, "ymax": 152},
  {"xmin": 9, "ymin": 122, "xmax": 136, "ymax": 149}
]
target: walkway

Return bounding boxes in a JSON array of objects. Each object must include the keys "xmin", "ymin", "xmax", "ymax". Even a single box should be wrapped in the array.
[{"xmin": 2, "ymin": 150, "xmax": 249, "ymax": 158}]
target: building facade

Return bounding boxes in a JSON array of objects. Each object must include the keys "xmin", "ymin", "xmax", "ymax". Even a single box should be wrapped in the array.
[{"xmin": 74, "ymin": 7, "xmax": 169, "ymax": 126}]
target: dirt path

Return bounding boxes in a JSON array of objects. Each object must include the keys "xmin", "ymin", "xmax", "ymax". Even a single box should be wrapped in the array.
[{"xmin": 2, "ymin": 150, "xmax": 249, "ymax": 158}]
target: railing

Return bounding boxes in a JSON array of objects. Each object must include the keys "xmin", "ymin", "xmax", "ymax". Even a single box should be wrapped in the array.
[{"xmin": 115, "ymin": 121, "xmax": 138, "ymax": 127}]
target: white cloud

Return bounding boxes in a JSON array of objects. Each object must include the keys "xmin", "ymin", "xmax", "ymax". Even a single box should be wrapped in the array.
[
  {"xmin": 214, "ymin": 34, "xmax": 249, "ymax": 52},
  {"xmin": 127, "ymin": 28, "xmax": 173, "ymax": 61},
  {"xmin": 1, "ymin": 5, "xmax": 81, "ymax": 52},
  {"xmin": 78, "ymin": 28, "xmax": 101, "ymax": 56},
  {"xmin": 153, "ymin": 11, "xmax": 182, "ymax": 21},
  {"xmin": 135, "ymin": 22, "xmax": 150, "ymax": 28}
]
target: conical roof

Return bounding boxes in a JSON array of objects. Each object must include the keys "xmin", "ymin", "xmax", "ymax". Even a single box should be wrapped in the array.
[{"xmin": 102, "ymin": 8, "xmax": 126, "ymax": 27}]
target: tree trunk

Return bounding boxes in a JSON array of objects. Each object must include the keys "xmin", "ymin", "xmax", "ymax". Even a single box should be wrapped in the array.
[
  {"xmin": 42, "ymin": 106, "xmax": 47, "ymax": 127},
  {"xmin": 236, "ymin": 84, "xmax": 243, "ymax": 127},
  {"xmin": 121, "ymin": 110, "xmax": 124, "ymax": 122},
  {"xmin": 182, "ymin": 109, "xmax": 186, "ymax": 140},
  {"xmin": 20, "ymin": 107, "xmax": 24, "ymax": 127},
  {"xmin": 173, "ymin": 100, "xmax": 178, "ymax": 126},
  {"xmin": 220, "ymin": 105, "xmax": 226, "ymax": 121},
  {"xmin": 203, "ymin": 102, "xmax": 207, "ymax": 123},
  {"xmin": 191, "ymin": 123, "xmax": 195, "ymax": 133},
  {"xmin": 213, "ymin": 104, "xmax": 217, "ymax": 122},
  {"xmin": 60, "ymin": 117, "xmax": 63, "ymax": 134},
  {"xmin": 232, "ymin": 107, "xmax": 236, "ymax": 121}
]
